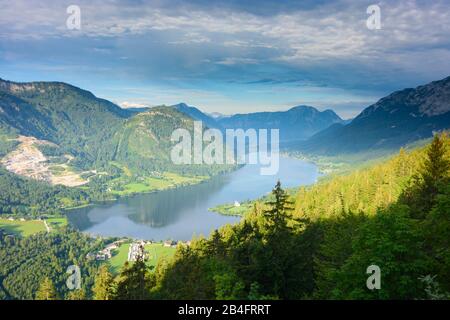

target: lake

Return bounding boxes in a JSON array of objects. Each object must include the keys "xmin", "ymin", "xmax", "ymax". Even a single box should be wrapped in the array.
[{"xmin": 67, "ymin": 156, "xmax": 319, "ymax": 241}]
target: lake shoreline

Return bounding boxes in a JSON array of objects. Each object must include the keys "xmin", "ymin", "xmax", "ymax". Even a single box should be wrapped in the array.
[
  {"xmin": 67, "ymin": 156, "xmax": 319, "ymax": 241},
  {"xmin": 64, "ymin": 168, "xmax": 240, "ymax": 214}
]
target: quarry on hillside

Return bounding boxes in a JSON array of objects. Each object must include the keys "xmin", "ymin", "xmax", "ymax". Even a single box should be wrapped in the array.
[{"xmin": 0, "ymin": 135, "xmax": 88, "ymax": 187}]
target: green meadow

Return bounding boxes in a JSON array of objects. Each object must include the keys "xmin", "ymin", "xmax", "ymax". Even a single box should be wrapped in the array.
[
  {"xmin": 0, "ymin": 217, "xmax": 68, "ymax": 237},
  {"xmin": 109, "ymin": 172, "xmax": 208, "ymax": 196},
  {"xmin": 109, "ymin": 242, "xmax": 131, "ymax": 274},
  {"xmin": 108, "ymin": 242, "xmax": 176, "ymax": 274},
  {"xmin": 0, "ymin": 219, "xmax": 46, "ymax": 237},
  {"xmin": 144, "ymin": 243, "xmax": 176, "ymax": 268}
]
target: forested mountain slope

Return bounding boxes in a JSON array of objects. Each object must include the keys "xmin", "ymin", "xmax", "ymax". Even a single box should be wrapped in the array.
[
  {"xmin": 0, "ymin": 79, "xmax": 129, "ymax": 169},
  {"xmin": 297, "ymin": 76, "xmax": 450, "ymax": 155}
]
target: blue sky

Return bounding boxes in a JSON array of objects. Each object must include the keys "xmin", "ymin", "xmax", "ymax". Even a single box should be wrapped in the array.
[{"xmin": 1, "ymin": 0, "xmax": 450, "ymax": 119}]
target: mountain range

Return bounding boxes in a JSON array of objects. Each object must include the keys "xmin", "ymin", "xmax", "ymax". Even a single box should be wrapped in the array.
[
  {"xmin": 171, "ymin": 103, "xmax": 344, "ymax": 142},
  {"xmin": 121, "ymin": 101, "xmax": 345, "ymax": 143},
  {"xmin": 0, "ymin": 79, "xmax": 228, "ymax": 188},
  {"xmin": 0, "ymin": 75, "xmax": 449, "ymax": 188},
  {"xmin": 296, "ymin": 76, "xmax": 450, "ymax": 155}
]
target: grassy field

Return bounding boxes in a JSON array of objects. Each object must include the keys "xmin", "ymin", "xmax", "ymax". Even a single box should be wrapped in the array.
[
  {"xmin": 209, "ymin": 201, "xmax": 254, "ymax": 216},
  {"xmin": 108, "ymin": 242, "xmax": 176, "ymax": 274},
  {"xmin": 109, "ymin": 242, "xmax": 131, "ymax": 274},
  {"xmin": 209, "ymin": 188, "xmax": 299, "ymax": 216},
  {"xmin": 46, "ymin": 217, "xmax": 68, "ymax": 231},
  {"xmin": 144, "ymin": 243, "xmax": 176, "ymax": 268},
  {"xmin": 0, "ymin": 219, "xmax": 46, "ymax": 237},
  {"xmin": 0, "ymin": 217, "xmax": 68, "ymax": 237},
  {"xmin": 109, "ymin": 172, "xmax": 208, "ymax": 196}
]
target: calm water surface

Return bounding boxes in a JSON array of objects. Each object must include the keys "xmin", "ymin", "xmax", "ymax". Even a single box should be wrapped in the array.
[{"xmin": 67, "ymin": 156, "xmax": 319, "ymax": 240}]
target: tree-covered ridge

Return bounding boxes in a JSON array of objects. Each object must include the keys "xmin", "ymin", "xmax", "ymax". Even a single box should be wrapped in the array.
[
  {"xmin": 112, "ymin": 106, "xmax": 233, "ymax": 176},
  {"xmin": 0, "ymin": 80, "xmax": 128, "ymax": 170},
  {"xmin": 294, "ymin": 143, "xmax": 425, "ymax": 220},
  {"xmin": 0, "ymin": 79, "xmax": 233, "ymax": 177}
]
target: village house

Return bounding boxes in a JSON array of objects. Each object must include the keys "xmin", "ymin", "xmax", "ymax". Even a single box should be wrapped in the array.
[
  {"xmin": 95, "ymin": 254, "xmax": 108, "ymax": 261},
  {"xmin": 164, "ymin": 240, "xmax": 177, "ymax": 247},
  {"xmin": 86, "ymin": 239, "xmax": 128, "ymax": 261},
  {"xmin": 86, "ymin": 252, "xmax": 96, "ymax": 261}
]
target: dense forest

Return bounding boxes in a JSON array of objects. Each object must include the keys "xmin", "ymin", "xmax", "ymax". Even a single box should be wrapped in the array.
[
  {"xmin": 5, "ymin": 133, "xmax": 447, "ymax": 300},
  {"xmin": 0, "ymin": 168, "xmax": 91, "ymax": 216},
  {"xmin": 0, "ymin": 229, "xmax": 102, "ymax": 299}
]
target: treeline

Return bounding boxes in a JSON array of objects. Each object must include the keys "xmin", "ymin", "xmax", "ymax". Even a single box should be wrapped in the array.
[
  {"xmin": 0, "ymin": 168, "xmax": 91, "ymax": 216},
  {"xmin": 86, "ymin": 133, "xmax": 448, "ymax": 300}
]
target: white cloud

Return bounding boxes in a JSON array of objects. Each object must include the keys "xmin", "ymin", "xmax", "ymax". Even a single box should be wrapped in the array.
[
  {"xmin": 2, "ymin": 0, "xmax": 450, "ymax": 116},
  {"xmin": 216, "ymin": 57, "xmax": 259, "ymax": 65},
  {"xmin": 118, "ymin": 101, "xmax": 150, "ymax": 108},
  {"xmin": 2, "ymin": 0, "xmax": 449, "ymax": 64}
]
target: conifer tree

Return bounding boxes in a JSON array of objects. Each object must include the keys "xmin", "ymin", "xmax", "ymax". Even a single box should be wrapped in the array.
[
  {"xmin": 207, "ymin": 230, "xmax": 225, "ymax": 256},
  {"xmin": 115, "ymin": 245, "xmax": 152, "ymax": 300},
  {"xmin": 421, "ymin": 133, "xmax": 450, "ymax": 200},
  {"xmin": 263, "ymin": 181, "xmax": 296, "ymax": 235},
  {"xmin": 92, "ymin": 265, "xmax": 115, "ymax": 300},
  {"xmin": 35, "ymin": 277, "xmax": 58, "ymax": 300},
  {"xmin": 404, "ymin": 133, "xmax": 450, "ymax": 218},
  {"xmin": 260, "ymin": 181, "xmax": 304, "ymax": 298},
  {"xmin": 67, "ymin": 289, "xmax": 86, "ymax": 300}
]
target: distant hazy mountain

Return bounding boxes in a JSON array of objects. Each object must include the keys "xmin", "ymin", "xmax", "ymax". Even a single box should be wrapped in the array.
[
  {"xmin": 171, "ymin": 103, "xmax": 222, "ymax": 130},
  {"xmin": 298, "ymin": 76, "xmax": 450, "ymax": 155},
  {"xmin": 217, "ymin": 106, "xmax": 343, "ymax": 141},
  {"xmin": 171, "ymin": 103, "xmax": 344, "ymax": 142}
]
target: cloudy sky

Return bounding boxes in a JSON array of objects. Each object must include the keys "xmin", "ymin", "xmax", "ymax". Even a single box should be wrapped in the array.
[{"xmin": 1, "ymin": 0, "xmax": 450, "ymax": 118}]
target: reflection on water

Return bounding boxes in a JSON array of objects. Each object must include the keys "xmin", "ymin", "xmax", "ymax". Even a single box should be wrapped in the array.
[
  {"xmin": 126, "ymin": 175, "xmax": 231, "ymax": 227},
  {"xmin": 68, "ymin": 156, "xmax": 319, "ymax": 240}
]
